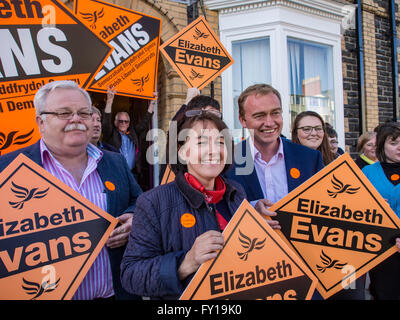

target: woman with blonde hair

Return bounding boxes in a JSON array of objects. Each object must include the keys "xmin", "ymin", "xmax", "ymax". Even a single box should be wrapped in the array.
[{"xmin": 355, "ymin": 131, "xmax": 377, "ymax": 169}]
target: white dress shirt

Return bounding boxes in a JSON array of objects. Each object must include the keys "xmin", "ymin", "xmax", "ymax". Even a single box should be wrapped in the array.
[{"xmin": 251, "ymin": 137, "xmax": 288, "ymax": 205}]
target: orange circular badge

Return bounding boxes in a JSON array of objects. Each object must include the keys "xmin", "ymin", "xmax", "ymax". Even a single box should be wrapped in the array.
[
  {"xmin": 105, "ymin": 181, "xmax": 115, "ymax": 191},
  {"xmin": 181, "ymin": 213, "xmax": 196, "ymax": 228},
  {"xmin": 290, "ymin": 168, "xmax": 301, "ymax": 179},
  {"xmin": 391, "ymin": 174, "xmax": 400, "ymax": 181}
]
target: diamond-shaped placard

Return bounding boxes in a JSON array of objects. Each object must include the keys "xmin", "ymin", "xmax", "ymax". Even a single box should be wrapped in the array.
[
  {"xmin": 160, "ymin": 16, "xmax": 233, "ymax": 90},
  {"xmin": 269, "ymin": 153, "xmax": 400, "ymax": 299},
  {"xmin": 0, "ymin": 154, "xmax": 118, "ymax": 300},
  {"xmin": 0, "ymin": 0, "xmax": 112, "ymax": 155},
  {"xmin": 74, "ymin": 0, "xmax": 161, "ymax": 99},
  {"xmin": 180, "ymin": 200, "xmax": 317, "ymax": 300}
]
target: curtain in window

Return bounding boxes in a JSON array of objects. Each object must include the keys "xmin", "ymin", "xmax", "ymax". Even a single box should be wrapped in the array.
[
  {"xmin": 287, "ymin": 38, "xmax": 335, "ymax": 126},
  {"xmin": 232, "ymin": 38, "xmax": 271, "ymax": 129}
]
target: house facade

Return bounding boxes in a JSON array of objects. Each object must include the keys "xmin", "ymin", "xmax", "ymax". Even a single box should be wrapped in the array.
[{"xmin": 63, "ymin": 0, "xmax": 400, "ymax": 185}]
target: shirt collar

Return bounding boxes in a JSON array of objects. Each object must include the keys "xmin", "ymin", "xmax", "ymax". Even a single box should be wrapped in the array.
[
  {"xmin": 251, "ymin": 137, "xmax": 284, "ymax": 161},
  {"xmin": 40, "ymin": 139, "xmax": 103, "ymax": 164}
]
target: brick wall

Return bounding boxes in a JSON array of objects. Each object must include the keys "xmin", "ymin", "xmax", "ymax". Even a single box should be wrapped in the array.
[
  {"xmin": 375, "ymin": 14, "xmax": 394, "ymax": 124},
  {"xmin": 65, "ymin": 0, "xmax": 221, "ymax": 133},
  {"xmin": 342, "ymin": 0, "xmax": 400, "ymax": 155},
  {"xmin": 342, "ymin": 26, "xmax": 360, "ymax": 154},
  {"xmin": 139, "ymin": 0, "xmax": 221, "ymax": 133}
]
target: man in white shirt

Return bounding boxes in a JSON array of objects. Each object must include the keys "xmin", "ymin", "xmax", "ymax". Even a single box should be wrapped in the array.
[{"xmin": 227, "ymin": 84, "xmax": 324, "ymax": 229}]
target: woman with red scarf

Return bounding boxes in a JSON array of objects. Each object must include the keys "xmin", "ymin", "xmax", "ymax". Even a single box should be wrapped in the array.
[{"xmin": 121, "ymin": 110, "xmax": 246, "ymax": 299}]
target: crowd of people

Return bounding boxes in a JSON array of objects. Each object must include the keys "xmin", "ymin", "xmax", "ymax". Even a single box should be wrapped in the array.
[{"xmin": 1, "ymin": 80, "xmax": 400, "ymax": 300}]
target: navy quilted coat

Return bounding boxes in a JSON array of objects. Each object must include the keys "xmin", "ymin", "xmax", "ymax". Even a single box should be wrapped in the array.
[{"xmin": 120, "ymin": 171, "xmax": 246, "ymax": 299}]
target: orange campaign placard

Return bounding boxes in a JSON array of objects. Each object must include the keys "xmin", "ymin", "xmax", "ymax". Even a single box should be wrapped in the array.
[
  {"xmin": 0, "ymin": 0, "xmax": 112, "ymax": 156},
  {"xmin": 0, "ymin": 154, "xmax": 118, "ymax": 300},
  {"xmin": 160, "ymin": 16, "xmax": 234, "ymax": 90},
  {"xmin": 180, "ymin": 200, "xmax": 317, "ymax": 300},
  {"xmin": 74, "ymin": 0, "xmax": 161, "ymax": 99},
  {"xmin": 160, "ymin": 165, "xmax": 175, "ymax": 185},
  {"xmin": 269, "ymin": 153, "xmax": 400, "ymax": 299}
]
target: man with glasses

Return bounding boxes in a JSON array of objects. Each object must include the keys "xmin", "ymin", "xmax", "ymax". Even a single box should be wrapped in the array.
[
  {"xmin": 227, "ymin": 83, "xmax": 324, "ymax": 230},
  {"xmin": 0, "ymin": 80, "xmax": 142, "ymax": 300},
  {"xmin": 102, "ymin": 86, "xmax": 156, "ymax": 177}
]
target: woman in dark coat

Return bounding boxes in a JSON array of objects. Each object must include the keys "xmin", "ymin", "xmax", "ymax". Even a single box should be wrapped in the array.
[
  {"xmin": 355, "ymin": 131, "xmax": 377, "ymax": 169},
  {"xmin": 121, "ymin": 111, "xmax": 246, "ymax": 299},
  {"xmin": 363, "ymin": 122, "xmax": 400, "ymax": 299}
]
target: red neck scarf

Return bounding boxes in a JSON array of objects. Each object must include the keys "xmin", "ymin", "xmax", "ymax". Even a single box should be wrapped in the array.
[
  {"xmin": 184, "ymin": 173, "xmax": 228, "ymax": 230},
  {"xmin": 184, "ymin": 173, "xmax": 226, "ymax": 203}
]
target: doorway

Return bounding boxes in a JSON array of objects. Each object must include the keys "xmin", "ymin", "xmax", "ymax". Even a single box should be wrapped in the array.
[{"xmin": 90, "ymin": 91, "xmax": 154, "ymax": 191}]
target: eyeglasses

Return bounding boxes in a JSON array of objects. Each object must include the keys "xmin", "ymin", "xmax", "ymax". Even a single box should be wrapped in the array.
[
  {"xmin": 297, "ymin": 125, "xmax": 324, "ymax": 134},
  {"xmin": 40, "ymin": 110, "xmax": 93, "ymax": 120},
  {"xmin": 117, "ymin": 120, "xmax": 130, "ymax": 124},
  {"xmin": 185, "ymin": 109, "xmax": 222, "ymax": 119}
]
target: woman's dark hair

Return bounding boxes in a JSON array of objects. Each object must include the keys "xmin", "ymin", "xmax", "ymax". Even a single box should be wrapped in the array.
[
  {"xmin": 186, "ymin": 95, "xmax": 221, "ymax": 111},
  {"xmin": 291, "ymin": 111, "xmax": 336, "ymax": 165},
  {"xmin": 325, "ymin": 125, "xmax": 338, "ymax": 139},
  {"xmin": 375, "ymin": 122, "xmax": 400, "ymax": 162},
  {"xmin": 167, "ymin": 111, "xmax": 233, "ymax": 174}
]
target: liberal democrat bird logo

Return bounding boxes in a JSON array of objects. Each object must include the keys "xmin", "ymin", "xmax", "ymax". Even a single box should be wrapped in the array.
[
  {"xmin": 131, "ymin": 74, "xmax": 150, "ymax": 92},
  {"xmin": 9, "ymin": 182, "xmax": 49, "ymax": 210},
  {"xmin": 0, "ymin": 129, "xmax": 34, "ymax": 156},
  {"xmin": 80, "ymin": 7, "xmax": 105, "ymax": 29},
  {"xmin": 189, "ymin": 69, "xmax": 204, "ymax": 81},
  {"xmin": 237, "ymin": 230, "xmax": 266, "ymax": 261},
  {"xmin": 316, "ymin": 250, "xmax": 347, "ymax": 273},
  {"xmin": 193, "ymin": 27, "xmax": 209, "ymax": 40},
  {"xmin": 22, "ymin": 277, "xmax": 60, "ymax": 300},
  {"xmin": 327, "ymin": 174, "xmax": 360, "ymax": 198}
]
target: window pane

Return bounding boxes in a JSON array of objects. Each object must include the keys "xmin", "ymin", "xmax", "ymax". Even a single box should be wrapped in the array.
[
  {"xmin": 287, "ymin": 38, "xmax": 335, "ymax": 127},
  {"xmin": 232, "ymin": 38, "xmax": 271, "ymax": 130}
]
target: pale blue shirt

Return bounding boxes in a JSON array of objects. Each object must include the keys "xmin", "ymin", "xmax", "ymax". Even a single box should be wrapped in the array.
[
  {"xmin": 251, "ymin": 137, "xmax": 288, "ymax": 205},
  {"xmin": 120, "ymin": 133, "xmax": 136, "ymax": 170}
]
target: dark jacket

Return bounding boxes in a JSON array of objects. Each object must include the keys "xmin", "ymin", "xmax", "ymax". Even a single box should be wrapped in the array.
[
  {"xmin": 97, "ymin": 141, "xmax": 119, "ymax": 153},
  {"xmin": 226, "ymin": 138, "xmax": 324, "ymax": 201},
  {"xmin": 120, "ymin": 171, "xmax": 246, "ymax": 299},
  {"xmin": 102, "ymin": 111, "xmax": 152, "ymax": 174},
  {"xmin": 0, "ymin": 141, "xmax": 143, "ymax": 300},
  {"xmin": 354, "ymin": 155, "xmax": 370, "ymax": 170}
]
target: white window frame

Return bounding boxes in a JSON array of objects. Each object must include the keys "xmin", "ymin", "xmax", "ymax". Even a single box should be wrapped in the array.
[{"xmin": 213, "ymin": 1, "xmax": 346, "ymax": 147}]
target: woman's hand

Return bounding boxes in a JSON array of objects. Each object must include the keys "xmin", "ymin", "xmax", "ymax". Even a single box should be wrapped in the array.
[
  {"xmin": 178, "ymin": 230, "xmax": 224, "ymax": 280},
  {"xmin": 396, "ymin": 238, "xmax": 400, "ymax": 252},
  {"xmin": 148, "ymin": 91, "xmax": 158, "ymax": 113}
]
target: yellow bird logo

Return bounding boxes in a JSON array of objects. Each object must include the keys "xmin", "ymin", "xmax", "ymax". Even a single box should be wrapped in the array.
[
  {"xmin": 131, "ymin": 74, "xmax": 150, "ymax": 92},
  {"xmin": 80, "ymin": 7, "xmax": 105, "ymax": 29},
  {"xmin": 193, "ymin": 27, "xmax": 209, "ymax": 40},
  {"xmin": 22, "ymin": 277, "xmax": 60, "ymax": 300},
  {"xmin": 316, "ymin": 250, "xmax": 347, "ymax": 273},
  {"xmin": 0, "ymin": 129, "xmax": 34, "ymax": 156},
  {"xmin": 237, "ymin": 230, "xmax": 266, "ymax": 261},
  {"xmin": 189, "ymin": 69, "xmax": 204, "ymax": 81},
  {"xmin": 9, "ymin": 182, "xmax": 49, "ymax": 210},
  {"xmin": 327, "ymin": 174, "xmax": 360, "ymax": 198}
]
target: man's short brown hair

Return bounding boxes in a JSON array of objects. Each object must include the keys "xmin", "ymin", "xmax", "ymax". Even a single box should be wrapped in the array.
[{"xmin": 238, "ymin": 84, "xmax": 282, "ymax": 118}]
